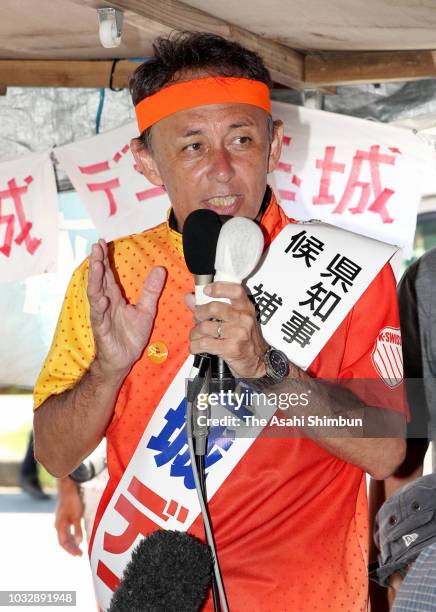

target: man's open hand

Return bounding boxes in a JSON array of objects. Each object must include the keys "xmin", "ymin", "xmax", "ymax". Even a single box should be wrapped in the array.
[{"xmin": 87, "ymin": 240, "xmax": 166, "ymax": 377}]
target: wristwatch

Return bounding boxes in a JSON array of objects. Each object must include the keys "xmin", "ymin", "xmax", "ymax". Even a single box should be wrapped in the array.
[{"xmin": 257, "ymin": 346, "xmax": 290, "ymax": 386}]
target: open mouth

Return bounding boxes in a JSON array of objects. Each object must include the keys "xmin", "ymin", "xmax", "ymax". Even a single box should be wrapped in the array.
[{"xmin": 203, "ymin": 195, "xmax": 241, "ymax": 214}]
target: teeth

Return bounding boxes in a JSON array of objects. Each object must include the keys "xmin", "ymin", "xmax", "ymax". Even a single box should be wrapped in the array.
[{"xmin": 208, "ymin": 196, "xmax": 237, "ymax": 207}]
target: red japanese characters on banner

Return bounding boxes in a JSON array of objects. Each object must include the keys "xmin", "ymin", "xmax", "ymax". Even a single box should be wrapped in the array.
[
  {"xmin": 80, "ymin": 161, "xmax": 121, "ymax": 217},
  {"xmin": 279, "ymin": 143, "xmax": 398, "ymax": 224},
  {"xmin": 54, "ymin": 110, "xmax": 432, "ymax": 252},
  {"xmin": 77, "ymin": 144, "xmax": 166, "ymax": 218},
  {"xmin": 94, "ymin": 469, "xmax": 191, "ymax": 597},
  {"xmin": 312, "ymin": 145, "xmax": 346, "ymax": 206},
  {"xmin": 271, "ymin": 101, "xmax": 432, "ymax": 253},
  {"xmin": 55, "ymin": 123, "xmax": 170, "ymax": 241},
  {"xmin": 103, "ymin": 475, "xmax": 189, "ymax": 559},
  {"xmin": 1, "ymin": 104, "xmax": 425, "ymax": 267},
  {"xmin": 0, "ymin": 176, "xmax": 41, "ymax": 257},
  {"xmin": 0, "ymin": 152, "xmax": 58, "ymax": 282}
]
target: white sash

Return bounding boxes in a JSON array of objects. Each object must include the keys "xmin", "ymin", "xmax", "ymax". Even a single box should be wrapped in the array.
[
  {"xmin": 90, "ymin": 222, "xmax": 396, "ymax": 610},
  {"xmin": 247, "ymin": 221, "xmax": 397, "ymax": 370}
]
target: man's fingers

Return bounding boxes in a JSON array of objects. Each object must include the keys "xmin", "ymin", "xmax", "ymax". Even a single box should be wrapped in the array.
[
  {"xmin": 91, "ymin": 240, "xmax": 105, "ymax": 262},
  {"xmin": 137, "ymin": 267, "xmax": 167, "ymax": 316},
  {"xmin": 88, "ymin": 241, "xmax": 105, "ymax": 278},
  {"xmin": 56, "ymin": 519, "xmax": 82, "ymax": 557},
  {"xmin": 88, "ymin": 240, "xmax": 123, "ymax": 322},
  {"xmin": 73, "ymin": 519, "xmax": 83, "ymax": 548},
  {"xmin": 184, "ymin": 293, "xmax": 196, "ymax": 313},
  {"xmin": 93, "ymin": 295, "xmax": 109, "ymax": 315},
  {"xmin": 89, "ymin": 294, "xmax": 110, "ymax": 330},
  {"xmin": 204, "ymin": 281, "xmax": 248, "ymax": 306},
  {"xmin": 195, "ymin": 300, "xmax": 234, "ymax": 323},
  {"xmin": 98, "ymin": 238, "xmax": 108, "ymax": 255},
  {"xmin": 191, "ymin": 320, "xmax": 222, "ymax": 341},
  {"xmin": 88, "ymin": 249, "xmax": 114, "ymax": 305},
  {"xmin": 100, "ymin": 239, "xmax": 118, "ymax": 289},
  {"xmin": 64, "ymin": 535, "xmax": 82, "ymax": 557},
  {"xmin": 87, "ymin": 259, "xmax": 104, "ymax": 301},
  {"xmin": 97, "ymin": 240, "xmax": 123, "ymax": 304},
  {"xmin": 190, "ymin": 336, "xmax": 233, "ymax": 357}
]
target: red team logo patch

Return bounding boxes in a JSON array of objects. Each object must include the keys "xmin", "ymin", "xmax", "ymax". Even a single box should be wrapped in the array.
[{"xmin": 371, "ymin": 326, "xmax": 403, "ymax": 388}]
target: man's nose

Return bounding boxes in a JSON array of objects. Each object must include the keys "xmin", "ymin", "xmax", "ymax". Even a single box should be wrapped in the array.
[{"xmin": 207, "ymin": 147, "xmax": 235, "ymax": 183}]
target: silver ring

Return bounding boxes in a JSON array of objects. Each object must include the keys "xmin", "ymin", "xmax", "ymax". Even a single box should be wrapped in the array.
[{"xmin": 216, "ymin": 320, "xmax": 222, "ymax": 339}]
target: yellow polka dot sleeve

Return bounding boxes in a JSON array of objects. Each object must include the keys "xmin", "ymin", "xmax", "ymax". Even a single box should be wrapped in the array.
[{"xmin": 33, "ymin": 258, "xmax": 96, "ymax": 410}]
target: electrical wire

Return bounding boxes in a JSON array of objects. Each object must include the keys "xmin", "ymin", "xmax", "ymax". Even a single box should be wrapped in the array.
[
  {"xmin": 95, "ymin": 87, "xmax": 105, "ymax": 134},
  {"xmin": 95, "ymin": 57, "xmax": 152, "ymax": 133},
  {"xmin": 196, "ymin": 454, "xmax": 221, "ymax": 612},
  {"xmin": 109, "ymin": 59, "xmax": 123, "ymax": 92},
  {"xmin": 186, "ymin": 368, "xmax": 229, "ymax": 612}
]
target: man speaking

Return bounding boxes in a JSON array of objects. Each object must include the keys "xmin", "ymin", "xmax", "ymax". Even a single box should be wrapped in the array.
[{"xmin": 34, "ymin": 32, "xmax": 405, "ymax": 611}]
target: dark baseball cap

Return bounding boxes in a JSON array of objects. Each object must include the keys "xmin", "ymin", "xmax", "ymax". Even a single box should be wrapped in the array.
[{"xmin": 370, "ymin": 473, "xmax": 436, "ymax": 586}]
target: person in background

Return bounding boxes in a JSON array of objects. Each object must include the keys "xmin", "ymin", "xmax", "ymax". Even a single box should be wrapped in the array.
[
  {"xmin": 397, "ymin": 247, "xmax": 435, "ymax": 460},
  {"xmin": 55, "ymin": 441, "xmax": 108, "ymax": 557},
  {"xmin": 20, "ymin": 431, "xmax": 50, "ymax": 500},
  {"xmin": 370, "ymin": 474, "xmax": 436, "ymax": 611},
  {"xmin": 55, "ymin": 476, "xmax": 83, "ymax": 557},
  {"xmin": 369, "ymin": 247, "xmax": 433, "ymax": 611}
]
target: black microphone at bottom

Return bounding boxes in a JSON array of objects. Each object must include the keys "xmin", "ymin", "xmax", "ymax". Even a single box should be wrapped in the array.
[
  {"xmin": 108, "ymin": 530, "xmax": 212, "ymax": 612},
  {"xmin": 209, "ymin": 356, "xmax": 235, "ymax": 394}
]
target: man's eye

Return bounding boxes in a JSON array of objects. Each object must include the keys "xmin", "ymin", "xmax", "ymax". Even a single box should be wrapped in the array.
[
  {"xmin": 183, "ymin": 142, "xmax": 201, "ymax": 151},
  {"xmin": 235, "ymin": 136, "xmax": 252, "ymax": 145}
]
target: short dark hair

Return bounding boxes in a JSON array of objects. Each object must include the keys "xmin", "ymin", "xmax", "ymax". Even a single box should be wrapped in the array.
[{"xmin": 130, "ymin": 31, "xmax": 272, "ymax": 149}]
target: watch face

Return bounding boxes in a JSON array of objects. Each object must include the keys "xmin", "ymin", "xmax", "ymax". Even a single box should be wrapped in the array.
[{"xmin": 269, "ymin": 349, "xmax": 289, "ymax": 378}]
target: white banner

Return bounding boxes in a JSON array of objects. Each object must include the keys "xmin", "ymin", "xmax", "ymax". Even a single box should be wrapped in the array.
[
  {"xmin": 0, "ymin": 152, "xmax": 58, "ymax": 282},
  {"xmin": 0, "ymin": 103, "xmax": 428, "ymax": 275},
  {"xmin": 271, "ymin": 101, "xmax": 431, "ymax": 254},
  {"xmin": 247, "ymin": 222, "xmax": 397, "ymax": 371},
  {"xmin": 54, "ymin": 103, "xmax": 432, "ymax": 251},
  {"xmin": 55, "ymin": 124, "xmax": 170, "ymax": 241}
]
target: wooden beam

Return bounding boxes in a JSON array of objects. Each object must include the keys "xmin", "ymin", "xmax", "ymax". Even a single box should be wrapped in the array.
[
  {"xmin": 0, "ymin": 60, "xmax": 134, "ymax": 88},
  {"xmin": 305, "ymin": 50, "xmax": 436, "ymax": 86},
  {"xmin": 69, "ymin": 0, "xmax": 304, "ymax": 89}
]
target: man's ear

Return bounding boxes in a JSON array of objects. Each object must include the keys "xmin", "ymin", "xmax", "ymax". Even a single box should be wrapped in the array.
[
  {"xmin": 130, "ymin": 137, "xmax": 164, "ymax": 186},
  {"xmin": 267, "ymin": 120, "xmax": 284, "ymax": 174}
]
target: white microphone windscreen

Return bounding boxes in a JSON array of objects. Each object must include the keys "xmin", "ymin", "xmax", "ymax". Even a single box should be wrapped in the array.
[{"xmin": 214, "ymin": 217, "xmax": 264, "ymax": 283}]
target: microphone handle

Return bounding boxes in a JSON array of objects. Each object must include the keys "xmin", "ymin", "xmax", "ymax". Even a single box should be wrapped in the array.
[
  {"xmin": 210, "ymin": 356, "xmax": 235, "ymax": 394},
  {"xmin": 192, "ymin": 273, "xmax": 234, "ymax": 391},
  {"xmin": 210, "ymin": 356, "xmax": 231, "ymax": 378},
  {"xmin": 189, "ymin": 273, "xmax": 214, "ymax": 378},
  {"xmin": 194, "ymin": 273, "xmax": 214, "ymax": 305}
]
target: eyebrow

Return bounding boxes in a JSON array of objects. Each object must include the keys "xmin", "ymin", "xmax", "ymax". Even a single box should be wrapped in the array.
[
  {"xmin": 181, "ymin": 129, "xmax": 203, "ymax": 138},
  {"xmin": 179, "ymin": 120, "xmax": 256, "ymax": 139},
  {"xmin": 229, "ymin": 121, "xmax": 255, "ymax": 129}
]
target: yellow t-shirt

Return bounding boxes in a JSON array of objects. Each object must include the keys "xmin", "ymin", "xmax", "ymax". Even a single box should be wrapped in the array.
[{"xmin": 34, "ymin": 258, "xmax": 94, "ymax": 409}]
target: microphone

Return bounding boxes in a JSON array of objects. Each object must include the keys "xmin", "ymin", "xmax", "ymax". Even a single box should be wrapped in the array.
[
  {"xmin": 182, "ymin": 209, "xmax": 222, "ymax": 305},
  {"xmin": 183, "ymin": 209, "xmax": 233, "ymax": 381},
  {"xmin": 214, "ymin": 216, "xmax": 264, "ymax": 283},
  {"xmin": 182, "ymin": 209, "xmax": 229, "ymax": 458},
  {"xmin": 209, "ymin": 217, "xmax": 264, "ymax": 393},
  {"xmin": 108, "ymin": 530, "xmax": 212, "ymax": 612}
]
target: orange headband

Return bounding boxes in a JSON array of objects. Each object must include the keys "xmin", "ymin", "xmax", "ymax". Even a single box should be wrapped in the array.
[{"xmin": 135, "ymin": 76, "xmax": 271, "ymax": 133}]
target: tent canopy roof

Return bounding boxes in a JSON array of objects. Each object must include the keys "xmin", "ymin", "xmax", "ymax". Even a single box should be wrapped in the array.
[{"xmin": 2, "ymin": 0, "xmax": 436, "ymax": 88}]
